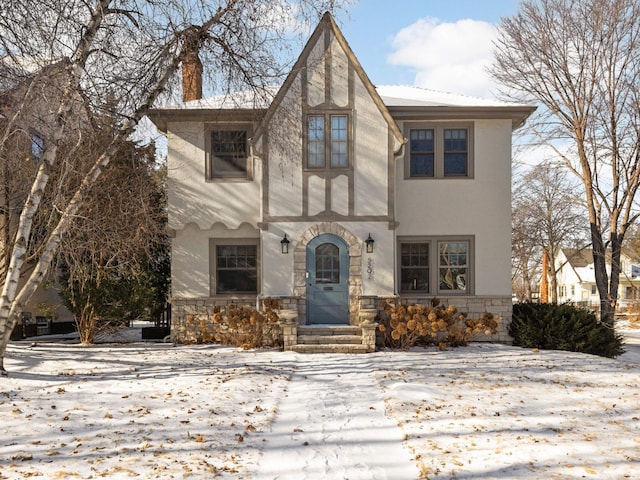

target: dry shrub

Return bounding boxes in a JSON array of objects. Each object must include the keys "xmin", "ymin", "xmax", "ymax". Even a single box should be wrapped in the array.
[
  {"xmin": 377, "ymin": 298, "xmax": 498, "ymax": 350},
  {"xmin": 620, "ymin": 303, "xmax": 640, "ymax": 329},
  {"xmin": 211, "ymin": 298, "xmax": 281, "ymax": 349}
]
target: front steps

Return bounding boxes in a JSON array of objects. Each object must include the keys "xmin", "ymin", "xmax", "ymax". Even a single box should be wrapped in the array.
[
  {"xmin": 281, "ymin": 322, "xmax": 377, "ymax": 354},
  {"xmin": 292, "ymin": 325, "xmax": 370, "ymax": 353},
  {"xmin": 278, "ymin": 309, "xmax": 378, "ymax": 354}
]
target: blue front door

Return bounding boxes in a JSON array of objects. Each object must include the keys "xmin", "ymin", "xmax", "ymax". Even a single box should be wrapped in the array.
[{"xmin": 306, "ymin": 234, "xmax": 349, "ymax": 324}]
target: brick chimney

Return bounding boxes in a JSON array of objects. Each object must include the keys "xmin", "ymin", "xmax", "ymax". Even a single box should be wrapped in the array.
[{"xmin": 182, "ymin": 50, "xmax": 203, "ymax": 102}]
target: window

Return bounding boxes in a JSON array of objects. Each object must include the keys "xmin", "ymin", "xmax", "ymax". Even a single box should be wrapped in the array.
[
  {"xmin": 306, "ymin": 113, "xmax": 350, "ymax": 168},
  {"xmin": 400, "ymin": 243, "xmax": 429, "ymax": 292},
  {"xmin": 406, "ymin": 123, "xmax": 473, "ymax": 178},
  {"xmin": 570, "ymin": 285, "xmax": 575, "ymax": 296},
  {"xmin": 591, "ymin": 284, "xmax": 597, "ymax": 295},
  {"xmin": 31, "ymin": 132, "xmax": 44, "ymax": 159},
  {"xmin": 210, "ymin": 240, "xmax": 258, "ymax": 294},
  {"xmin": 409, "ymin": 129, "xmax": 434, "ymax": 177},
  {"xmin": 207, "ymin": 130, "xmax": 248, "ymax": 179},
  {"xmin": 443, "ymin": 129, "xmax": 468, "ymax": 176},
  {"xmin": 438, "ymin": 241, "xmax": 468, "ymax": 292},
  {"xmin": 399, "ymin": 237, "xmax": 472, "ymax": 295},
  {"xmin": 315, "ymin": 243, "xmax": 340, "ymax": 284}
]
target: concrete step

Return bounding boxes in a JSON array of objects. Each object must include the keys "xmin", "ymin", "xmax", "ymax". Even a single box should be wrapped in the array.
[
  {"xmin": 298, "ymin": 325, "xmax": 361, "ymax": 336},
  {"xmin": 297, "ymin": 334, "xmax": 363, "ymax": 345},
  {"xmin": 289, "ymin": 344, "xmax": 371, "ymax": 354}
]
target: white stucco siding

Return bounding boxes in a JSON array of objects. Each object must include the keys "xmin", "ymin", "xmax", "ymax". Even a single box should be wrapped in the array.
[
  {"xmin": 394, "ymin": 119, "xmax": 513, "ymax": 296},
  {"xmin": 267, "ymin": 77, "xmax": 304, "ymax": 217},
  {"xmin": 353, "ymin": 80, "xmax": 390, "ymax": 217},
  {"xmin": 331, "ymin": 175, "xmax": 349, "ymax": 215},
  {"xmin": 330, "ymin": 35, "xmax": 349, "ymax": 107},
  {"xmin": 307, "ymin": 32, "xmax": 325, "ymax": 107},
  {"xmin": 171, "ymin": 223, "xmax": 260, "ymax": 298},
  {"xmin": 260, "ymin": 222, "xmax": 395, "ymax": 298},
  {"xmin": 354, "ymin": 223, "xmax": 395, "ymax": 296},
  {"xmin": 308, "ymin": 175, "xmax": 325, "ymax": 215},
  {"xmin": 261, "ymin": 227, "xmax": 296, "ymax": 296},
  {"xmin": 171, "ymin": 225, "xmax": 211, "ymax": 298},
  {"xmin": 166, "ymin": 121, "xmax": 260, "ymax": 230}
]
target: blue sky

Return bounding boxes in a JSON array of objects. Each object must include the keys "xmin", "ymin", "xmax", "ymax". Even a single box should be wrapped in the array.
[{"xmin": 334, "ymin": 0, "xmax": 522, "ymax": 98}]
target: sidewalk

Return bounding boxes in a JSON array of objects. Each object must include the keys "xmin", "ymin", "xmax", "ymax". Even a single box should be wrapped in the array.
[{"xmin": 253, "ymin": 355, "xmax": 419, "ymax": 479}]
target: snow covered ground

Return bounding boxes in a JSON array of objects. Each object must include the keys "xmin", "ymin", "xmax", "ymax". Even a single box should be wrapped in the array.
[{"xmin": 1, "ymin": 327, "xmax": 639, "ymax": 479}]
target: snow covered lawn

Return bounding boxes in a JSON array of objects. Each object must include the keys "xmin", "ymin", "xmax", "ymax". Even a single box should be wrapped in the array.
[{"xmin": 1, "ymin": 338, "xmax": 639, "ymax": 479}]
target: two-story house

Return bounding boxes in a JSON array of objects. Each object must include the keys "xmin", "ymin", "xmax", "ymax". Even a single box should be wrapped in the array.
[
  {"xmin": 149, "ymin": 13, "xmax": 535, "ymax": 345},
  {"xmin": 554, "ymin": 247, "xmax": 640, "ymax": 309}
]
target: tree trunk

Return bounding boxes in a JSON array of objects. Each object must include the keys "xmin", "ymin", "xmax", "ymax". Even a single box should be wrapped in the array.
[{"xmin": 0, "ymin": 16, "xmax": 199, "ymax": 375}]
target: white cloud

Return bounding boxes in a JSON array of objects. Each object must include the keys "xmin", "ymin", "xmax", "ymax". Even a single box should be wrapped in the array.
[{"xmin": 388, "ymin": 18, "xmax": 500, "ymax": 99}]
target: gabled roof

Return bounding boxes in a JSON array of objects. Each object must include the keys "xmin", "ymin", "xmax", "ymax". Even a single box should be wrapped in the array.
[
  {"xmin": 562, "ymin": 248, "xmax": 593, "ymax": 269},
  {"xmin": 377, "ymin": 85, "xmax": 535, "ymax": 129},
  {"xmin": 148, "ymin": 13, "xmax": 536, "ymax": 133},
  {"xmin": 252, "ymin": 11, "xmax": 404, "ymax": 146}
]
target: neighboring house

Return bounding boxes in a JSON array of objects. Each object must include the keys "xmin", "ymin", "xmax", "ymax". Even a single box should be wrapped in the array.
[
  {"xmin": 149, "ymin": 13, "xmax": 535, "ymax": 344},
  {"xmin": 554, "ymin": 247, "xmax": 640, "ymax": 309},
  {"xmin": 0, "ymin": 58, "xmax": 80, "ymax": 336}
]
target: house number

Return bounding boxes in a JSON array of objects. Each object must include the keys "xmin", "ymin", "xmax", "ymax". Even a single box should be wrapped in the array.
[{"xmin": 367, "ymin": 258, "xmax": 374, "ymax": 280}]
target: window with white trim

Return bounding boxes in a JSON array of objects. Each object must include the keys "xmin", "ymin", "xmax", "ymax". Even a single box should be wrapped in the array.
[
  {"xmin": 406, "ymin": 123, "xmax": 473, "ymax": 178},
  {"xmin": 306, "ymin": 113, "xmax": 350, "ymax": 169},
  {"xmin": 399, "ymin": 237, "xmax": 473, "ymax": 295}
]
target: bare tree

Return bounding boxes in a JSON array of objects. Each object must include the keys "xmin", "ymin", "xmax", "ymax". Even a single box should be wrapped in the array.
[
  {"xmin": 492, "ymin": 0, "xmax": 640, "ymax": 322},
  {"xmin": 511, "ymin": 200, "xmax": 540, "ymax": 303},
  {"xmin": 513, "ymin": 163, "xmax": 588, "ymax": 303},
  {"xmin": 58, "ymin": 123, "xmax": 167, "ymax": 344},
  {"xmin": 0, "ymin": 0, "xmax": 349, "ymax": 375}
]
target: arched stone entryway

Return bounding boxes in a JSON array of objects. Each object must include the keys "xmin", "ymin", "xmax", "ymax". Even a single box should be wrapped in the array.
[{"xmin": 293, "ymin": 223, "xmax": 362, "ymax": 325}]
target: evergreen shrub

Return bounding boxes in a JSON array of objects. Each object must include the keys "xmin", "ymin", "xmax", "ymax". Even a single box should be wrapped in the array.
[{"xmin": 510, "ymin": 302, "xmax": 624, "ymax": 358}]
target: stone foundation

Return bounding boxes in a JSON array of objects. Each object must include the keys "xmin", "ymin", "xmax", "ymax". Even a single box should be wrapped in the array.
[
  {"xmin": 171, "ymin": 296, "xmax": 285, "ymax": 345},
  {"xmin": 171, "ymin": 294, "xmax": 513, "ymax": 346},
  {"xmin": 367, "ymin": 295, "xmax": 513, "ymax": 343}
]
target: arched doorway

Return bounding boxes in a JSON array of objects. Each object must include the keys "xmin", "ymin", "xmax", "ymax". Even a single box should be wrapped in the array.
[{"xmin": 306, "ymin": 233, "xmax": 349, "ymax": 324}]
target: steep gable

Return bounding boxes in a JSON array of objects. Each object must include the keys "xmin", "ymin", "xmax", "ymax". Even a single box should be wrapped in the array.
[{"xmin": 253, "ymin": 12, "xmax": 403, "ymax": 150}]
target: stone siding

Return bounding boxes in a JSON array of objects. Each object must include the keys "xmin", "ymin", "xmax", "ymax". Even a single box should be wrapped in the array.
[
  {"xmin": 362, "ymin": 295, "xmax": 513, "ymax": 344},
  {"xmin": 171, "ymin": 294, "xmax": 513, "ymax": 345}
]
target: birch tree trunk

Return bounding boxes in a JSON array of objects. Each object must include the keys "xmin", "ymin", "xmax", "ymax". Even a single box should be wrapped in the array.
[{"xmin": 0, "ymin": 0, "xmax": 346, "ymax": 375}]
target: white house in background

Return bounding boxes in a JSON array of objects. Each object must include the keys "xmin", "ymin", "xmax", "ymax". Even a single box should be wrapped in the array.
[
  {"xmin": 554, "ymin": 247, "xmax": 640, "ymax": 307},
  {"xmin": 148, "ymin": 12, "xmax": 535, "ymax": 345}
]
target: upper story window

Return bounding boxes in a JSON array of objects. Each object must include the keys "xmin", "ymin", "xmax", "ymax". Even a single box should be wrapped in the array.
[
  {"xmin": 306, "ymin": 113, "xmax": 350, "ymax": 169},
  {"xmin": 207, "ymin": 129, "xmax": 249, "ymax": 180},
  {"xmin": 406, "ymin": 123, "xmax": 473, "ymax": 179}
]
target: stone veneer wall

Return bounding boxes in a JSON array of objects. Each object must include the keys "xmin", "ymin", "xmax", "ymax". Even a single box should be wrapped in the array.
[
  {"xmin": 359, "ymin": 295, "xmax": 513, "ymax": 343},
  {"xmin": 171, "ymin": 296, "xmax": 299, "ymax": 344},
  {"xmin": 171, "ymin": 295, "xmax": 512, "ymax": 345}
]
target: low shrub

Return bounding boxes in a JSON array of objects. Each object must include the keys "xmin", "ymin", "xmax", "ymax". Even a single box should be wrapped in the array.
[
  {"xmin": 377, "ymin": 297, "xmax": 498, "ymax": 350},
  {"xmin": 510, "ymin": 302, "xmax": 624, "ymax": 358},
  {"xmin": 210, "ymin": 298, "xmax": 281, "ymax": 349}
]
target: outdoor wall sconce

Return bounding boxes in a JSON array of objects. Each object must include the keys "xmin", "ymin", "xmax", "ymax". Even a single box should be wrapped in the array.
[
  {"xmin": 281, "ymin": 233, "xmax": 290, "ymax": 254},
  {"xmin": 365, "ymin": 233, "xmax": 375, "ymax": 253}
]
